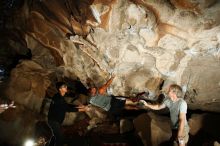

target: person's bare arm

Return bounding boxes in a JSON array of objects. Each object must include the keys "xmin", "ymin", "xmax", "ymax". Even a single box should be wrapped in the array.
[
  {"xmin": 77, "ymin": 105, "xmax": 88, "ymax": 112},
  {"xmin": 178, "ymin": 112, "xmax": 186, "ymax": 139},
  {"xmin": 98, "ymin": 75, "xmax": 115, "ymax": 95},
  {"xmin": 140, "ymin": 100, "xmax": 166, "ymax": 110}
]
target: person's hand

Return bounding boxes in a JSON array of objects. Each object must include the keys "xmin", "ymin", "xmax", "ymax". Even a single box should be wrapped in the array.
[
  {"xmin": 77, "ymin": 104, "xmax": 85, "ymax": 108},
  {"xmin": 110, "ymin": 73, "xmax": 116, "ymax": 79},
  {"xmin": 8, "ymin": 101, "xmax": 16, "ymax": 108},
  {"xmin": 177, "ymin": 136, "xmax": 185, "ymax": 145},
  {"xmin": 109, "ymin": 70, "xmax": 116, "ymax": 78},
  {"xmin": 139, "ymin": 100, "xmax": 148, "ymax": 107},
  {"xmin": 78, "ymin": 105, "xmax": 89, "ymax": 112},
  {"xmin": 0, "ymin": 101, "xmax": 16, "ymax": 114},
  {"xmin": 9, "ymin": 101, "xmax": 14, "ymax": 106}
]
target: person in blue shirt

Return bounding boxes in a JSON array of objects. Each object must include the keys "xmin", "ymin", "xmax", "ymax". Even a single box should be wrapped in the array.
[{"xmin": 89, "ymin": 75, "xmax": 138, "ymax": 117}]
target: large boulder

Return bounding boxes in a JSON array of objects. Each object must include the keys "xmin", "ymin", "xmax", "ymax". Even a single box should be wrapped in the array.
[
  {"xmin": 188, "ymin": 113, "xmax": 220, "ymax": 145},
  {"xmin": 0, "ymin": 105, "xmax": 38, "ymax": 145},
  {"xmin": 133, "ymin": 112, "xmax": 171, "ymax": 146},
  {"xmin": 6, "ymin": 60, "xmax": 51, "ymax": 112}
]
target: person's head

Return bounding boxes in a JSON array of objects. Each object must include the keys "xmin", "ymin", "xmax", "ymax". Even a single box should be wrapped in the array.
[
  {"xmin": 168, "ymin": 84, "xmax": 183, "ymax": 100},
  {"xmin": 88, "ymin": 87, "xmax": 97, "ymax": 96},
  {"xmin": 56, "ymin": 82, "xmax": 67, "ymax": 95}
]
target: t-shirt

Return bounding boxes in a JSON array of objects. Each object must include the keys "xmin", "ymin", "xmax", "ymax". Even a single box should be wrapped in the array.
[
  {"xmin": 89, "ymin": 94, "xmax": 112, "ymax": 111},
  {"xmin": 163, "ymin": 97, "xmax": 189, "ymax": 129},
  {"xmin": 48, "ymin": 93, "xmax": 78, "ymax": 124}
]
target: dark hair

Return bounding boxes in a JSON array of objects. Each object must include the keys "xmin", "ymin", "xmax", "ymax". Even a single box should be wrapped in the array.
[{"xmin": 56, "ymin": 82, "xmax": 67, "ymax": 90}]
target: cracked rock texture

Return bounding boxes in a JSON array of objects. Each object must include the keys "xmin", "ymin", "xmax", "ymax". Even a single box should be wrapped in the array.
[{"xmin": 3, "ymin": 0, "xmax": 220, "ymax": 112}]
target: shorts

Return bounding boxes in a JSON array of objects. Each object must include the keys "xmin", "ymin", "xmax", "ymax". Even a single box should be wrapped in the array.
[{"xmin": 108, "ymin": 96, "xmax": 126, "ymax": 115}]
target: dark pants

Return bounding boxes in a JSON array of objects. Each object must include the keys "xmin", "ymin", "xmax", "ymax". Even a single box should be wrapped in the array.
[
  {"xmin": 48, "ymin": 121, "xmax": 63, "ymax": 146},
  {"xmin": 109, "ymin": 96, "xmax": 126, "ymax": 117}
]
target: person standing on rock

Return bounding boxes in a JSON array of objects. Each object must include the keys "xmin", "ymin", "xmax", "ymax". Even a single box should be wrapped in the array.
[
  {"xmin": 140, "ymin": 84, "xmax": 189, "ymax": 146},
  {"xmin": 48, "ymin": 82, "xmax": 87, "ymax": 146}
]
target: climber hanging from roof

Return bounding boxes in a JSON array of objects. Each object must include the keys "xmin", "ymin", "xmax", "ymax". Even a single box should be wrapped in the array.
[{"xmin": 88, "ymin": 74, "xmax": 139, "ymax": 117}]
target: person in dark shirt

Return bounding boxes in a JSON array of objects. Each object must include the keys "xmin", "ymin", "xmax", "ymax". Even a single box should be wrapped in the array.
[{"xmin": 48, "ymin": 82, "xmax": 86, "ymax": 146}]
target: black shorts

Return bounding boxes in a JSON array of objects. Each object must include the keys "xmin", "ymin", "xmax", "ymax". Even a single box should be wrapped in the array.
[{"xmin": 109, "ymin": 96, "xmax": 126, "ymax": 114}]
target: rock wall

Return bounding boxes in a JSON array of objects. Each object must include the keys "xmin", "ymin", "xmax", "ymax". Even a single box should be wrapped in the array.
[
  {"xmin": 7, "ymin": 60, "xmax": 51, "ymax": 112},
  {"xmin": 4, "ymin": 0, "xmax": 220, "ymax": 112}
]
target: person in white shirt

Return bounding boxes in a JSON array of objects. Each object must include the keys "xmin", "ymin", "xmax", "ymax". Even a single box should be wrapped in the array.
[{"xmin": 140, "ymin": 84, "xmax": 189, "ymax": 146}]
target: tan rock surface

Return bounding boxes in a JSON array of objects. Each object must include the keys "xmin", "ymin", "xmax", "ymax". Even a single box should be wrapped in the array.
[
  {"xmin": 4, "ymin": 0, "xmax": 220, "ymax": 112},
  {"xmin": 133, "ymin": 112, "xmax": 171, "ymax": 146},
  {"xmin": 6, "ymin": 60, "xmax": 51, "ymax": 112}
]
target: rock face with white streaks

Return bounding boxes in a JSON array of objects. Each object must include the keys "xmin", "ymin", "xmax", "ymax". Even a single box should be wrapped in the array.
[{"xmin": 3, "ymin": 0, "xmax": 220, "ymax": 112}]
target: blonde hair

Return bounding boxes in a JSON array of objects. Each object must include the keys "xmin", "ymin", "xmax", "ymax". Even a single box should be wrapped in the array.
[{"xmin": 168, "ymin": 84, "xmax": 183, "ymax": 98}]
